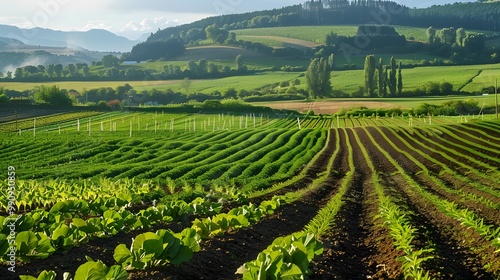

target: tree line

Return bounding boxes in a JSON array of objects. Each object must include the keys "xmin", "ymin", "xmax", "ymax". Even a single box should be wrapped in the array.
[{"xmin": 363, "ymin": 55, "xmax": 402, "ymax": 98}]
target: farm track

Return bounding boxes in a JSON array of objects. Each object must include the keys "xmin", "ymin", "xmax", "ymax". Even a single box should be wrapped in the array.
[{"xmin": 363, "ymin": 127, "xmax": 499, "ymax": 278}]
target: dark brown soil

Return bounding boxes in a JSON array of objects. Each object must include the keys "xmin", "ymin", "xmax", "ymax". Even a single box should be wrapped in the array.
[{"xmin": 3, "ymin": 125, "xmax": 499, "ymax": 280}]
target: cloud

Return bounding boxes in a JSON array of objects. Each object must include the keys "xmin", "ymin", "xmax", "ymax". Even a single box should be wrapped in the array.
[
  {"xmin": 122, "ymin": 17, "xmax": 178, "ymax": 32},
  {"xmin": 110, "ymin": 0, "xmax": 304, "ymax": 15},
  {"xmin": 81, "ymin": 22, "xmax": 114, "ymax": 32}
]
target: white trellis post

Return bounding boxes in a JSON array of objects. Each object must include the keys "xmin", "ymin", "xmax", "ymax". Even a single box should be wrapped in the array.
[{"xmin": 33, "ymin": 118, "xmax": 36, "ymax": 137}]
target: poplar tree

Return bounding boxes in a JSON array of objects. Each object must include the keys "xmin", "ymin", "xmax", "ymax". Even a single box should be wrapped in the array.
[
  {"xmin": 389, "ymin": 56, "xmax": 397, "ymax": 97},
  {"xmin": 364, "ymin": 55, "xmax": 376, "ymax": 97},
  {"xmin": 306, "ymin": 58, "xmax": 332, "ymax": 99},
  {"xmin": 377, "ymin": 57, "xmax": 386, "ymax": 97},
  {"xmin": 397, "ymin": 61, "xmax": 403, "ymax": 96}
]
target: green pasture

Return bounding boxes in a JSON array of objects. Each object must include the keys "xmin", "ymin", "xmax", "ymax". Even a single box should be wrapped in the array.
[
  {"xmin": 328, "ymin": 64, "xmax": 500, "ymax": 94},
  {"xmin": 232, "ymin": 25, "xmax": 495, "ymax": 44},
  {"xmin": 461, "ymin": 68, "xmax": 500, "ymax": 92},
  {"xmin": 4, "ymin": 64, "xmax": 500, "ymax": 97}
]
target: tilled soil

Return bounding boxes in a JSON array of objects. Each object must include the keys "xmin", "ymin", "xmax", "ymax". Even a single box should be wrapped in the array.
[{"xmin": 3, "ymin": 125, "xmax": 499, "ymax": 280}]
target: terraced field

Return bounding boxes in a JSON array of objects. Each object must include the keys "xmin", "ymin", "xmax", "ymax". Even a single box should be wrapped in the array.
[{"xmin": 0, "ymin": 112, "xmax": 499, "ymax": 279}]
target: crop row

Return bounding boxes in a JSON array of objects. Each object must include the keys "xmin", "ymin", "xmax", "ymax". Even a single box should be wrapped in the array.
[
  {"xmin": 0, "ymin": 111, "xmax": 104, "ymax": 133},
  {"xmin": 360, "ymin": 125, "xmax": 500, "ymax": 275}
]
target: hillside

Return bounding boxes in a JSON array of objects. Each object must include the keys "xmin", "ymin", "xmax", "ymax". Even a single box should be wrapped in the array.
[{"xmin": 0, "ymin": 24, "xmax": 141, "ymax": 52}]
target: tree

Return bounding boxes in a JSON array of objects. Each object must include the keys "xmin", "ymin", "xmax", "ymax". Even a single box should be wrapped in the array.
[
  {"xmin": 46, "ymin": 64, "xmax": 55, "ymax": 77},
  {"xmin": 0, "ymin": 88, "xmax": 8, "ymax": 103},
  {"xmin": 101, "ymin": 55, "xmax": 120, "ymax": 68},
  {"xmin": 82, "ymin": 66, "xmax": 90, "ymax": 77},
  {"xmin": 181, "ymin": 77, "xmax": 191, "ymax": 93},
  {"xmin": 464, "ymin": 34, "xmax": 485, "ymax": 52},
  {"xmin": 54, "ymin": 64, "xmax": 63, "ymax": 78},
  {"xmin": 325, "ymin": 32, "xmax": 338, "ymax": 46},
  {"xmin": 306, "ymin": 58, "xmax": 331, "ymax": 99},
  {"xmin": 14, "ymin": 68, "xmax": 23, "ymax": 79},
  {"xmin": 105, "ymin": 67, "xmax": 119, "ymax": 77},
  {"xmin": 328, "ymin": 54, "xmax": 335, "ymax": 70},
  {"xmin": 34, "ymin": 86, "xmax": 72, "ymax": 106},
  {"xmin": 205, "ymin": 25, "xmax": 217, "ymax": 42},
  {"xmin": 389, "ymin": 57, "xmax": 397, "ymax": 97},
  {"xmin": 223, "ymin": 88, "xmax": 238, "ymax": 99},
  {"xmin": 377, "ymin": 58, "xmax": 386, "ymax": 97},
  {"xmin": 364, "ymin": 55, "xmax": 376, "ymax": 97},
  {"xmin": 198, "ymin": 59, "xmax": 208, "ymax": 76},
  {"xmin": 67, "ymin": 64, "xmax": 77, "ymax": 77},
  {"xmin": 397, "ymin": 61, "xmax": 403, "ymax": 96},
  {"xmin": 456, "ymin": 27, "xmax": 466, "ymax": 47},
  {"xmin": 439, "ymin": 28, "xmax": 455, "ymax": 45},
  {"xmin": 426, "ymin": 27, "xmax": 436, "ymax": 44},
  {"xmin": 235, "ymin": 55, "xmax": 247, "ymax": 73}
]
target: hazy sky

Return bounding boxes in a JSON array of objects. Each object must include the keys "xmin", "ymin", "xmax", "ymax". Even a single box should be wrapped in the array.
[{"xmin": 0, "ymin": 0, "xmax": 476, "ymax": 40}]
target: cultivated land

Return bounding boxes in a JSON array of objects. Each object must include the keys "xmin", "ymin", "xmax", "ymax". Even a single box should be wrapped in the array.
[
  {"xmin": 0, "ymin": 111, "xmax": 499, "ymax": 279},
  {"xmin": 257, "ymin": 95, "xmax": 498, "ymax": 114},
  {"xmin": 4, "ymin": 63, "xmax": 500, "ymax": 97},
  {"xmin": 232, "ymin": 25, "xmax": 495, "ymax": 44}
]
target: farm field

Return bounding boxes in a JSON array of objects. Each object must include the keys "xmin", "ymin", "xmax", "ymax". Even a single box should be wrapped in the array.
[
  {"xmin": 0, "ymin": 110, "xmax": 499, "ymax": 279},
  {"xmin": 232, "ymin": 25, "xmax": 494, "ymax": 44},
  {"xmin": 4, "ymin": 63, "xmax": 500, "ymax": 97},
  {"xmin": 257, "ymin": 94, "xmax": 498, "ymax": 114},
  {"xmin": 0, "ymin": 71, "xmax": 302, "ymax": 94}
]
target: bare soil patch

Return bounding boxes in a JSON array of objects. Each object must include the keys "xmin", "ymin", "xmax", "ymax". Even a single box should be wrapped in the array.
[{"xmin": 259, "ymin": 101, "xmax": 402, "ymax": 115}]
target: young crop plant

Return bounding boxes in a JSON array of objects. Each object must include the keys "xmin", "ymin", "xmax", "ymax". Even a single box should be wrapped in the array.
[
  {"xmin": 354, "ymin": 128, "xmax": 435, "ymax": 280},
  {"xmin": 20, "ymin": 257, "xmax": 128, "ymax": 280},
  {"xmin": 360, "ymin": 126, "xmax": 500, "ymax": 274},
  {"xmin": 305, "ymin": 128, "xmax": 353, "ymax": 237},
  {"xmin": 114, "ymin": 229, "xmax": 199, "ymax": 270},
  {"xmin": 236, "ymin": 232, "xmax": 324, "ymax": 279}
]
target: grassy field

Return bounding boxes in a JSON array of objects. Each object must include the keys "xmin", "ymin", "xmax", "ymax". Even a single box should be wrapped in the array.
[
  {"xmin": 4, "ymin": 64, "xmax": 500, "ymax": 95},
  {"xmin": 461, "ymin": 68, "xmax": 500, "ymax": 92},
  {"xmin": 286, "ymin": 64, "xmax": 498, "ymax": 94},
  {"xmin": 237, "ymin": 35, "xmax": 321, "ymax": 48},
  {"xmin": 0, "ymin": 72, "xmax": 302, "ymax": 93},
  {"xmin": 255, "ymin": 95, "xmax": 498, "ymax": 114},
  {"xmin": 233, "ymin": 25, "xmax": 495, "ymax": 44}
]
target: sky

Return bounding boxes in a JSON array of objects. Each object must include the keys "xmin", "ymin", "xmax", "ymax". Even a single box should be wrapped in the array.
[{"xmin": 0, "ymin": 0, "xmax": 476, "ymax": 40}]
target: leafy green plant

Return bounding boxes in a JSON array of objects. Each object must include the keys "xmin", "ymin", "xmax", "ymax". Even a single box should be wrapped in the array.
[
  {"xmin": 237, "ymin": 232, "xmax": 323, "ymax": 279},
  {"xmin": 114, "ymin": 229, "xmax": 198, "ymax": 270},
  {"xmin": 20, "ymin": 257, "xmax": 128, "ymax": 280},
  {"xmin": 15, "ymin": 231, "xmax": 55, "ymax": 262}
]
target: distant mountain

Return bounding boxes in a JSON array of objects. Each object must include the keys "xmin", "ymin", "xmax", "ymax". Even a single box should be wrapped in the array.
[{"xmin": 0, "ymin": 25, "xmax": 143, "ymax": 52}]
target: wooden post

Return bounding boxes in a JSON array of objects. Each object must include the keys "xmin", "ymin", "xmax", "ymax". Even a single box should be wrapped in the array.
[
  {"xmin": 496, "ymin": 79, "xmax": 499, "ymax": 119},
  {"xmin": 15, "ymin": 108, "xmax": 18, "ymax": 131}
]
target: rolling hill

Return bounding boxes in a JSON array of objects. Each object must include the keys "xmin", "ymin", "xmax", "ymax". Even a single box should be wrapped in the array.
[{"xmin": 0, "ymin": 24, "xmax": 142, "ymax": 52}]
